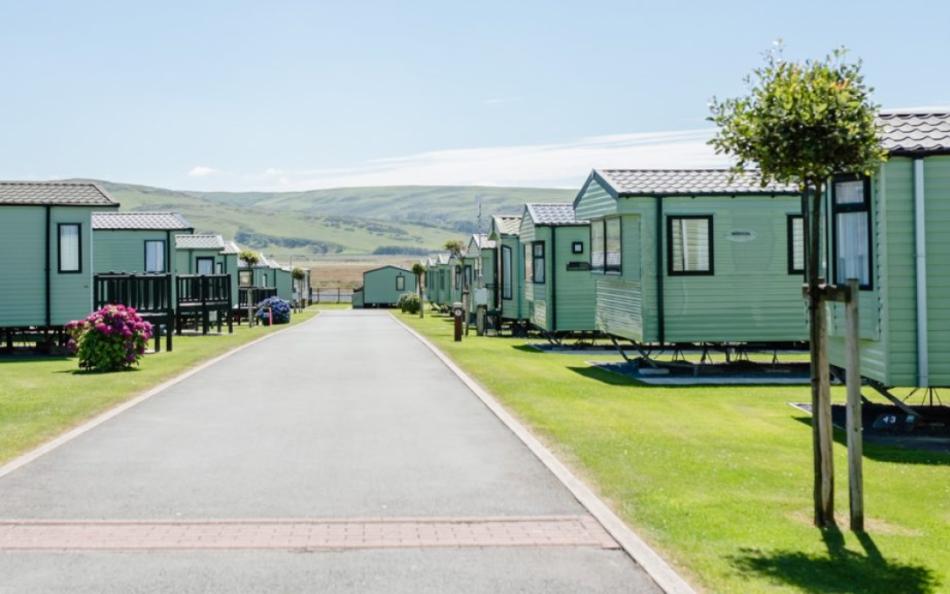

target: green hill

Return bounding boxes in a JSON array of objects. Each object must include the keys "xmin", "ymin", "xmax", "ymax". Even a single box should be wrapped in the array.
[{"xmin": 91, "ymin": 180, "xmax": 574, "ymax": 259}]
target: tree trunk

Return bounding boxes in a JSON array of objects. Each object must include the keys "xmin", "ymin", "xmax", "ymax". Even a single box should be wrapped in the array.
[
  {"xmin": 418, "ymin": 273, "xmax": 424, "ymax": 318},
  {"xmin": 806, "ymin": 179, "xmax": 835, "ymax": 527}
]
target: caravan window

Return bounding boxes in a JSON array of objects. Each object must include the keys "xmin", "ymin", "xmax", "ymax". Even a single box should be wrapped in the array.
[
  {"xmin": 832, "ymin": 176, "xmax": 872, "ymax": 289},
  {"xmin": 591, "ymin": 221, "xmax": 605, "ymax": 271},
  {"xmin": 58, "ymin": 223, "xmax": 81, "ymax": 273},
  {"xmin": 605, "ymin": 218, "xmax": 622, "ymax": 273},
  {"xmin": 531, "ymin": 242, "xmax": 545, "ymax": 284},
  {"xmin": 787, "ymin": 215, "xmax": 805, "ymax": 275},
  {"xmin": 144, "ymin": 240, "xmax": 166, "ymax": 273},
  {"xmin": 668, "ymin": 216, "xmax": 713, "ymax": 275},
  {"xmin": 501, "ymin": 245, "xmax": 512, "ymax": 299},
  {"xmin": 196, "ymin": 257, "xmax": 214, "ymax": 275},
  {"xmin": 396, "ymin": 275, "xmax": 405, "ymax": 291}
]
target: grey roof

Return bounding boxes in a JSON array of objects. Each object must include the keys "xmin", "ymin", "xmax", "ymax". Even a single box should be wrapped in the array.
[
  {"xmin": 594, "ymin": 169, "xmax": 799, "ymax": 196},
  {"xmin": 0, "ymin": 181, "xmax": 117, "ymax": 206},
  {"xmin": 175, "ymin": 233, "xmax": 226, "ymax": 250},
  {"xmin": 437, "ymin": 254, "xmax": 450, "ymax": 265},
  {"xmin": 491, "ymin": 215, "xmax": 522, "ymax": 236},
  {"xmin": 525, "ymin": 203, "xmax": 585, "ymax": 225},
  {"xmin": 92, "ymin": 211, "xmax": 192, "ymax": 230},
  {"xmin": 879, "ymin": 111, "xmax": 950, "ymax": 154},
  {"xmin": 470, "ymin": 233, "xmax": 495, "ymax": 250},
  {"xmin": 221, "ymin": 241, "xmax": 241, "ymax": 255}
]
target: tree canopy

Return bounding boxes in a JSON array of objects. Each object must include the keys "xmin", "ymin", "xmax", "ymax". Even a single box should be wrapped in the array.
[
  {"xmin": 443, "ymin": 240, "xmax": 465, "ymax": 257},
  {"xmin": 708, "ymin": 47, "xmax": 886, "ymax": 190},
  {"xmin": 238, "ymin": 250, "xmax": 260, "ymax": 266}
]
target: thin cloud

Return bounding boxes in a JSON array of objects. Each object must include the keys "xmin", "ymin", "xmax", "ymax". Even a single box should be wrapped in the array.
[
  {"xmin": 187, "ymin": 165, "xmax": 219, "ymax": 177},
  {"xmin": 190, "ymin": 128, "xmax": 728, "ymax": 191}
]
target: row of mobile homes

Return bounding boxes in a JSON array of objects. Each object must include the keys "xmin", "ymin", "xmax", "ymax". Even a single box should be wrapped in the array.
[
  {"xmin": 488, "ymin": 215, "xmax": 526, "ymax": 323},
  {"xmin": 826, "ymin": 111, "xmax": 950, "ymax": 391},
  {"xmin": 352, "ymin": 265, "xmax": 415, "ymax": 308},
  {"xmin": 573, "ymin": 169, "xmax": 807, "ymax": 347},
  {"xmin": 0, "ymin": 182, "xmax": 119, "ymax": 340},
  {"xmin": 519, "ymin": 204, "xmax": 597, "ymax": 336}
]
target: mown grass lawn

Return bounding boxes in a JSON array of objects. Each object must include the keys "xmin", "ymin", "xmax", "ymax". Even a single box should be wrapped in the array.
[
  {"xmin": 398, "ymin": 311, "xmax": 949, "ymax": 594},
  {"xmin": 0, "ymin": 307, "xmax": 319, "ymax": 465}
]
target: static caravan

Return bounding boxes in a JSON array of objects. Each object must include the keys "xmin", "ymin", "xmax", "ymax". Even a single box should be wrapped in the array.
[
  {"xmin": 519, "ymin": 204, "xmax": 596, "ymax": 335},
  {"xmin": 447, "ymin": 252, "xmax": 464, "ymax": 305},
  {"xmin": 274, "ymin": 265, "xmax": 293, "ymax": 301},
  {"xmin": 92, "ymin": 211, "xmax": 193, "ymax": 276},
  {"xmin": 487, "ymin": 215, "xmax": 526, "ymax": 322},
  {"xmin": 431, "ymin": 253, "xmax": 451, "ymax": 307},
  {"xmin": 826, "ymin": 111, "xmax": 950, "ymax": 390},
  {"xmin": 423, "ymin": 256, "xmax": 437, "ymax": 302},
  {"xmin": 175, "ymin": 234, "xmax": 237, "ymax": 278},
  {"xmin": 574, "ymin": 169, "xmax": 807, "ymax": 347},
  {"xmin": 359, "ymin": 265, "xmax": 416, "ymax": 308},
  {"xmin": 466, "ymin": 234, "xmax": 497, "ymax": 311},
  {"xmin": 0, "ymin": 181, "xmax": 119, "ymax": 335},
  {"xmin": 173, "ymin": 234, "xmax": 237, "ymax": 333}
]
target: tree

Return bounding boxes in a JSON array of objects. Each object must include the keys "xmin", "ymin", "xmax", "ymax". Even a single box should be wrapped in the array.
[
  {"xmin": 709, "ymin": 47, "xmax": 885, "ymax": 528},
  {"xmin": 412, "ymin": 262, "xmax": 426, "ymax": 318},
  {"xmin": 443, "ymin": 239, "xmax": 465, "ymax": 257},
  {"xmin": 239, "ymin": 250, "xmax": 260, "ymax": 267}
]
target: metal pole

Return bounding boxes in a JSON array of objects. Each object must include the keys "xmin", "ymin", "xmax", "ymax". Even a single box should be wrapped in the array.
[{"xmin": 845, "ymin": 278, "xmax": 864, "ymax": 532}]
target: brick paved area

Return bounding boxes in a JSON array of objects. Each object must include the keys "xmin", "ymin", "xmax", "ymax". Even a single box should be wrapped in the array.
[{"xmin": 0, "ymin": 515, "xmax": 617, "ymax": 551}]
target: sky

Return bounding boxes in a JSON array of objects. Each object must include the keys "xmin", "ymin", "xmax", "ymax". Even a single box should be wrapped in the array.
[{"xmin": 1, "ymin": 0, "xmax": 948, "ymax": 192}]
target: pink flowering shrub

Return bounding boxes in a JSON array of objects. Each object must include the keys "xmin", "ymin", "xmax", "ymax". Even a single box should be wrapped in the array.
[{"xmin": 65, "ymin": 305, "xmax": 153, "ymax": 371}]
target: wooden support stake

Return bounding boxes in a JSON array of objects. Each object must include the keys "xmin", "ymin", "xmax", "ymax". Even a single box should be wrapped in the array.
[{"xmin": 845, "ymin": 278, "xmax": 864, "ymax": 532}]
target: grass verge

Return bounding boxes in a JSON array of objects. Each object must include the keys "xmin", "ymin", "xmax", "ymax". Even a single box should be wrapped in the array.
[
  {"xmin": 397, "ymin": 311, "xmax": 949, "ymax": 594},
  {"xmin": 0, "ymin": 308, "xmax": 318, "ymax": 465}
]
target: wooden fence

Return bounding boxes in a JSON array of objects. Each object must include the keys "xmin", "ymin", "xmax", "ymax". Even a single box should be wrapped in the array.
[{"xmin": 93, "ymin": 273, "xmax": 175, "ymax": 351}]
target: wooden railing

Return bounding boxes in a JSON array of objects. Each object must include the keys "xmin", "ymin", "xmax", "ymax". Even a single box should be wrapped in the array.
[
  {"xmin": 176, "ymin": 274, "xmax": 232, "ymax": 308},
  {"xmin": 93, "ymin": 273, "xmax": 174, "ymax": 352},
  {"xmin": 94, "ymin": 273, "xmax": 173, "ymax": 314},
  {"xmin": 237, "ymin": 286, "xmax": 277, "ymax": 309}
]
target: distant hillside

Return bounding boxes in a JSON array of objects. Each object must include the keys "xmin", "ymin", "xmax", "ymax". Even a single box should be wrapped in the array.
[{"xmin": 88, "ymin": 180, "xmax": 574, "ymax": 259}]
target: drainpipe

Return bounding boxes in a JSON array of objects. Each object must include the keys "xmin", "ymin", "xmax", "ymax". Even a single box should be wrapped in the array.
[
  {"xmin": 550, "ymin": 226, "xmax": 558, "ymax": 331},
  {"xmin": 45, "ymin": 206, "xmax": 51, "ymax": 327},
  {"xmin": 914, "ymin": 158, "xmax": 929, "ymax": 387},
  {"xmin": 655, "ymin": 196, "xmax": 665, "ymax": 345}
]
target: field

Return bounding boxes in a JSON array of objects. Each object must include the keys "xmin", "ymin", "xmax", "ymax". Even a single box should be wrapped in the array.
[
  {"xmin": 94, "ymin": 180, "xmax": 574, "ymax": 260},
  {"xmin": 396, "ymin": 310, "xmax": 949, "ymax": 594}
]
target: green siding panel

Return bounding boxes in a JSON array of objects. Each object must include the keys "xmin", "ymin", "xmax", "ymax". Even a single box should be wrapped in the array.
[
  {"xmin": 0, "ymin": 207, "xmax": 46, "ymax": 326},
  {"xmin": 363, "ymin": 266, "xmax": 416, "ymax": 306}
]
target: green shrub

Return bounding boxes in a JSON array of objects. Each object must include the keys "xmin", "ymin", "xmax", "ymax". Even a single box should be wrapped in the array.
[
  {"xmin": 65, "ymin": 305, "xmax": 153, "ymax": 372},
  {"xmin": 398, "ymin": 292, "xmax": 421, "ymax": 314}
]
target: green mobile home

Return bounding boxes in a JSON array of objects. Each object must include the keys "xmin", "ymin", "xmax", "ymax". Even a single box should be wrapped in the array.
[
  {"xmin": 574, "ymin": 169, "xmax": 807, "ymax": 346},
  {"xmin": 465, "ymin": 234, "xmax": 496, "ymax": 311},
  {"xmin": 176, "ymin": 234, "xmax": 239, "ymax": 301},
  {"xmin": 431, "ymin": 253, "xmax": 451, "ymax": 307},
  {"xmin": 357, "ymin": 265, "xmax": 416, "ymax": 308},
  {"xmin": 274, "ymin": 265, "xmax": 293, "ymax": 302},
  {"xmin": 423, "ymin": 256, "xmax": 437, "ymax": 302},
  {"xmin": 519, "ymin": 204, "xmax": 596, "ymax": 334},
  {"xmin": 487, "ymin": 215, "xmax": 526, "ymax": 321},
  {"xmin": 0, "ymin": 182, "xmax": 120, "ymax": 334},
  {"xmin": 447, "ymin": 252, "xmax": 464, "ymax": 305},
  {"xmin": 92, "ymin": 211, "xmax": 193, "ymax": 276},
  {"xmin": 826, "ymin": 111, "xmax": 950, "ymax": 388}
]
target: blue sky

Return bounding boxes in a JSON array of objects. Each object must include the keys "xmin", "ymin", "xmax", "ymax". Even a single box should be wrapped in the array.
[{"xmin": 2, "ymin": 0, "xmax": 948, "ymax": 191}]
